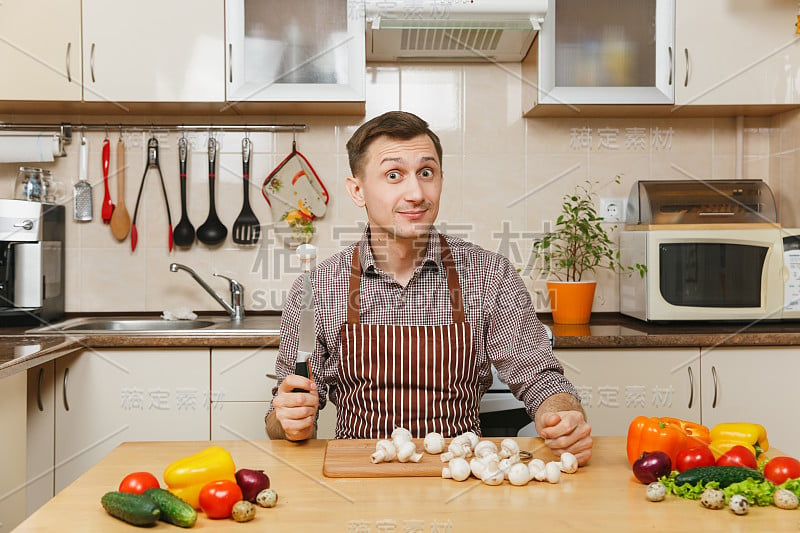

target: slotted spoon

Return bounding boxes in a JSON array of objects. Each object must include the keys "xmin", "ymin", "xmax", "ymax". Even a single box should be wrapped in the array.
[{"xmin": 232, "ymin": 137, "xmax": 261, "ymax": 245}]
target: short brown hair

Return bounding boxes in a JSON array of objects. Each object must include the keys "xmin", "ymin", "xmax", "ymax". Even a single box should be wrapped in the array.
[{"xmin": 346, "ymin": 111, "xmax": 443, "ymax": 178}]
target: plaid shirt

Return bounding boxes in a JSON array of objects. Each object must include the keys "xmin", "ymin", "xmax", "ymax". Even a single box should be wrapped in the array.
[{"xmin": 270, "ymin": 226, "xmax": 578, "ymax": 424}]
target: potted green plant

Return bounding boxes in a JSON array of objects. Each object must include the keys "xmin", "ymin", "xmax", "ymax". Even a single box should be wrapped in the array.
[{"xmin": 532, "ymin": 178, "xmax": 645, "ymax": 324}]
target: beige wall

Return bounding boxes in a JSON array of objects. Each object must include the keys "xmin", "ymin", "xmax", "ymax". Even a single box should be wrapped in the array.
[{"xmin": 0, "ymin": 63, "xmax": 780, "ymax": 314}]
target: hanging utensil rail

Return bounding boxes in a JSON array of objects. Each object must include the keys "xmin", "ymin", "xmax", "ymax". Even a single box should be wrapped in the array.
[{"xmin": 0, "ymin": 122, "xmax": 307, "ymax": 146}]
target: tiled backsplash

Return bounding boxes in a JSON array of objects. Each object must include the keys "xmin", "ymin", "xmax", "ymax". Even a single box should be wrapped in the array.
[{"xmin": 0, "ymin": 63, "xmax": 790, "ymax": 315}]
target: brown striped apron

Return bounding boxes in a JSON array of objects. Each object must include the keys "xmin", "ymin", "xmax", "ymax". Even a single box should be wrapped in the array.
[{"xmin": 336, "ymin": 235, "xmax": 480, "ymax": 438}]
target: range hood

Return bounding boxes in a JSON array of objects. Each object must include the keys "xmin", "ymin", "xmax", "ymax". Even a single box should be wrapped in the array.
[{"xmin": 365, "ymin": 0, "xmax": 547, "ymax": 62}]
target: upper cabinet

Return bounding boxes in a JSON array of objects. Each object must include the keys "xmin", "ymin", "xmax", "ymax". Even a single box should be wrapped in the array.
[
  {"xmin": 526, "ymin": 0, "xmax": 800, "ymax": 116},
  {"xmin": 675, "ymin": 0, "xmax": 800, "ymax": 106},
  {"xmin": 537, "ymin": 0, "xmax": 674, "ymax": 105},
  {"xmin": 0, "ymin": 0, "xmax": 82, "ymax": 100},
  {"xmin": 81, "ymin": 0, "xmax": 225, "ymax": 102},
  {"xmin": 225, "ymin": 0, "xmax": 365, "ymax": 104}
]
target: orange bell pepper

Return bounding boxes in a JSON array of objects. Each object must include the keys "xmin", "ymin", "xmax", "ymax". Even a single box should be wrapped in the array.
[{"xmin": 626, "ymin": 416, "xmax": 711, "ymax": 467}]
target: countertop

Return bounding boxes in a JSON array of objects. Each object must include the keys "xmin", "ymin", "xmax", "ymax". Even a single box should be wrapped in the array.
[
  {"xmin": 3, "ymin": 313, "xmax": 800, "ymax": 379},
  {"xmin": 14, "ymin": 437, "xmax": 798, "ymax": 532}
]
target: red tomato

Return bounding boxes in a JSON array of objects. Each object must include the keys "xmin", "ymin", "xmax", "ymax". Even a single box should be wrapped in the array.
[
  {"xmin": 198, "ymin": 480, "xmax": 243, "ymax": 519},
  {"xmin": 764, "ymin": 456, "xmax": 800, "ymax": 485},
  {"xmin": 716, "ymin": 445, "xmax": 757, "ymax": 469},
  {"xmin": 118, "ymin": 472, "xmax": 160, "ymax": 494},
  {"xmin": 675, "ymin": 445, "xmax": 716, "ymax": 472}
]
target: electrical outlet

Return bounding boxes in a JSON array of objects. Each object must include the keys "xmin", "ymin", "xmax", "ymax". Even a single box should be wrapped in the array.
[{"xmin": 599, "ymin": 197, "xmax": 626, "ymax": 222}]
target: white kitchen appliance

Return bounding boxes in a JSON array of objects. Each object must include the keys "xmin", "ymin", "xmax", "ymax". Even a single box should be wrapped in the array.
[
  {"xmin": 619, "ymin": 179, "xmax": 800, "ymax": 322},
  {"xmin": 0, "ymin": 198, "xmax": 65, "ymax": 325},
  {"xmin": 365, "ymin": 0, "xmax": 547, "ymax": 62}
]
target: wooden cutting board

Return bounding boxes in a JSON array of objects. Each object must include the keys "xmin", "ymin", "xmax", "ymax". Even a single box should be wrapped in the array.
[{"xmin": 322, "ymin": 437, "xmax": 545, "ymax": 478}]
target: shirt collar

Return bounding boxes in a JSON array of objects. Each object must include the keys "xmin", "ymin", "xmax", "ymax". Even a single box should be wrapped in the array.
[{"xmin": 358, "ymin": 225, "xmax": 443, "ymax": 275}]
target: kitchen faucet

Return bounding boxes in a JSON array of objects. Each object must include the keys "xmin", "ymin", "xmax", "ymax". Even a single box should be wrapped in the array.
[{"xmin": 169, "ymin": 263, "xmax": 245, "ymax": 321}]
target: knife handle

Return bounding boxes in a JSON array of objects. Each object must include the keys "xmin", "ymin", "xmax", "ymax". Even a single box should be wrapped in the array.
[{"xmin": 292, "ymin": 361, "xmax": 313, "ymax": 393}]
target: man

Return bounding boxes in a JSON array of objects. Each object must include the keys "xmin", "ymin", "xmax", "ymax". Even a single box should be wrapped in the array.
[{"xmin": 266, "ymin": 111, "xmax": 592, "ymax": 465}]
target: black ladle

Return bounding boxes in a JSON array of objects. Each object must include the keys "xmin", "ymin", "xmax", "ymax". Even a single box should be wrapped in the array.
[
  {"xmin": 196, "ymin": 137, "xmax": 227, "ymax": 245},
  {"xmin": 172, "ymin": 137, "xmax": 195, "ymax": 247}
]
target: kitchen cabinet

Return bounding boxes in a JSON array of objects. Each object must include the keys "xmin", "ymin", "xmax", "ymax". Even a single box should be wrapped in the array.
[
  {"xmin": 81, "ymin": 0, "xmax": 225, "ymax": 102},
  {"xmin": 700, "ymin": 346, "xmax": 800, "ymax": 458},
  {"xmin": 211, "ymin": 348, "xmax": 336, "ymax": 440},
  {"xmin": 0, "ymin": 372, "xmax": 27, "ymax": 533},
  {"xmin": 528, "ymin": 0, "xmax": 800, "ymax": 115},
  {"xmin": 675, "ymin": 0, "xmax": 800, "ymax": 106},
  {"xmin": 25, "ymin": 348, "xmax": 210, "ymax": 513},
  {"xmin": 0, "ymin": 0, "xmax": 82, "ymax": 100},
  {"xmin": 536, "ymin": 0, "xmax": 675, "ymax": 105},
  {"xmin": 225, "ymin": 0, "xmax": 365, "ymax": 103},
  {"xmin": 25, "ymin": 361, "xmax": 55, "ymax": 517},
  {"xmin": 555, "ymin": 348, "xmax": 701, "ymax": 435}
]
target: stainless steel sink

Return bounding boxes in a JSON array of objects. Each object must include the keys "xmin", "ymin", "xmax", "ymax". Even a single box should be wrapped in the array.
[
  {"xmin": 54, "ymin": 318, "xmax": 216, "ymax": 331},
  {"xmin": 28, "ymin": 315, "xmax": 282, "ymax": 335}
]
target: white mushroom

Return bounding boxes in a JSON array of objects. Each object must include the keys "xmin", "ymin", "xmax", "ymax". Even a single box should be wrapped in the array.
[
  {"xmin": 474, "ymin": 440, "xmax": 498, "ymax": 459},
  {"xmin": 470, "ymin": 457, "xmax": 488, "ymax": 479},
  {"xmin": 460, "ymin": 431, "xmax": 480, "ymax": 451},
  {"xmin": 498, "ymin": 456, "xmax": 520, "ymax": 479},
  {"xmin": 440, "ymin": 441, "xmax": 471, "ymax": 462},
  {"xmin": 481, "ymin": 465, "xmax": 505, "ymax": 486},
  {"xmin": 544, "ymin": 461, "xmax": 561, "ymax": 484},
  {"xmin": 499, "ymin": 438, "xmax": 520, "ymax": 459},
  {"xmin": 396, "ymin": 440, "xmax": 423, "ymax": 463},
  {"xmin": 559, "ymin": 452, "xmax": 578, "ymax": 474},
  {"xmin": 370, "ymin": 439, "xmax": 397, "ymax": 464},
  {"xmin": 391, "ymin": 427, "xmax": 413, "ymax": 449},
  {"xmin": 507, "ymin": 463, "xmax": 531, "ymax": 486},
  {"xmin": 423, "ymin": 432, "xmax": 446, "ymax": 455},
  {"xmin": 528, "ymin": 458, "xmax": 546, "ymax": 481},
  {"xmin": 442, "ymin": 457, "xmax": 471, "ymax": 482}
]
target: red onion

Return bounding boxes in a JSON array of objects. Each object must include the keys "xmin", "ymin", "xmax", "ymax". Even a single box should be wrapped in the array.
[
  {"xmin": 632, "ymin": 451, "xmax": 672, "ymax": 484},
  {"xmin": 235, "ymin": 468, "xmax": 270, "ymax": 502}
]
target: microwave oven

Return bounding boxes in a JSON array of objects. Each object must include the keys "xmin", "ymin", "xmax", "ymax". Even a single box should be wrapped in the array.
[{"xmin": 619, "ymin": 226, "xmax": 800, "ymax": 322}]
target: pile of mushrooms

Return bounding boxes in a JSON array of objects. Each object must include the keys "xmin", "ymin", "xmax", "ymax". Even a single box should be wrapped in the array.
[
  {"xmin": 436, "ymin": 435, "xmax": 578, "ymax": 486},
  {"xmin": 369, "ymin": 429, "xmax": 579, "ymax": 487},
  {"xmin": 370, "ymin": 427, "xmax": 424, "ymax": 464}
]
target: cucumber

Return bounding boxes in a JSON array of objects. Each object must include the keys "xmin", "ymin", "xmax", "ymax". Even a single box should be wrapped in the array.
[
  {"xmin": 144, "ymin": 487, "xmax": 197, "ymax": 528},
  {"xmin": 101, "ymin": 491, "xmax": 160, "ymax": 527},
  {"xmin": 675, "ymin": 466, "xmax": 764, "ymax": 488}
]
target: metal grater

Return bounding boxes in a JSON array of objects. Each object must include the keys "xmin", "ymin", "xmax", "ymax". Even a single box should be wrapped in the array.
[{"xmin": 73, "ymin": 136, "xmax": 93, "ymax": 221}]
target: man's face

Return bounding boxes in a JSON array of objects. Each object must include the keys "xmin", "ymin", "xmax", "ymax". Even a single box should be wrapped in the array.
[{"xmin": 346, "ymin": 134, "xmax": 442, "ymax": 242}]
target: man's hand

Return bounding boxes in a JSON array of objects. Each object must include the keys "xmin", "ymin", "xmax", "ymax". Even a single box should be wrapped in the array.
[
  {"xmin": 267, "ymin": 375, "xmax": 319, "ymax": 441},
  {"xmin": 534, "ymin": 393, "xmax": 592, "ymax": 465},
  {"xmin": 537, "ymin": 410, "xmax": 592, "ymax": 465}
]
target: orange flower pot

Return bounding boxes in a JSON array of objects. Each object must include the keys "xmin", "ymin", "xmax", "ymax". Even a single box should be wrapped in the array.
[{"xmin": 547, "ymin": 280, "xmax": 597, "ymax": 325}]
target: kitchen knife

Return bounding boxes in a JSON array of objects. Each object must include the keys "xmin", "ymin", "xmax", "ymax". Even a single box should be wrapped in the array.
[{"xmin": 293, "ymin": 243, "xmax": 316, "ymax": 392}]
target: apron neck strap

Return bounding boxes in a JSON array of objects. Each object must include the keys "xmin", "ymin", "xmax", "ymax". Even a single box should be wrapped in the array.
[{"xmin": 347, "ymin": 235, "xmax": 465, "ymax": 324}]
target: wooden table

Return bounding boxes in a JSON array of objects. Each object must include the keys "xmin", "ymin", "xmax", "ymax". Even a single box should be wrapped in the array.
[{"xmin": 15, "ymin": 437, "xmax": 799, "ymax": 532}]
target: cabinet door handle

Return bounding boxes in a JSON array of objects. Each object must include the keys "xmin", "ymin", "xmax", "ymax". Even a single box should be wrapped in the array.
[
  {"xmin": 228, "ymin": 43, "xmax": 233, "ymax": 83},
  {"xmin": 684, "ymin": 48, "xmax": 689, "ymax": 87},
  {"xmin": 711, "ymin": 365, "xmax": 718, "ymax": 408},
  {"xmin": 668, "ymin": 46, "xmax": 673, "ymax": 86},
  {"xmin": 687, "ymin": 366, "xmax": 694, "ymax": 409},
  {"xmin": 90, "ymin": 43, "xmax": 96, "ymax": 83},
  {"xmin": 62, "ymin": 366, "xmax": 71, "ymax": 411},
  {"xmin": 66, "ymin": 42, "xmax": 72, "ymax": 83},
  {"xmin": 37, "ymin": 367, "xmax": 45, "ymax": 412}
]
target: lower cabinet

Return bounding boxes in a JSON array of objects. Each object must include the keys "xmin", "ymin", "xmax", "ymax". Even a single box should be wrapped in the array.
[
  {"xmin": 210, "ymin": 348, "xmax": 336, "ymax": 440},
  {"xmin": 555, "ymin": 348, "xmax": 702, "ymax": 436},
  {"xmin": 700, "ymin": 346, "xmax": 800, "ymax": 458},
  {"xmin": 0, "ymin": 371, "xmax": 27, "ymax": 533},
  {"xmin": 25, "ymin": 348, "xmax": 210, "ymax": 515}
]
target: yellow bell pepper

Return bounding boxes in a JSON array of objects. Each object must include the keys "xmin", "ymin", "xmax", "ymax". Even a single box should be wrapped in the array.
[
  {"xmin": 709, "ymin": 422, "xmax": 769, "ymax": 459},
  {"xmin": 163, "ymin": 445, "xmax": 236, "ymax": 509}
]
